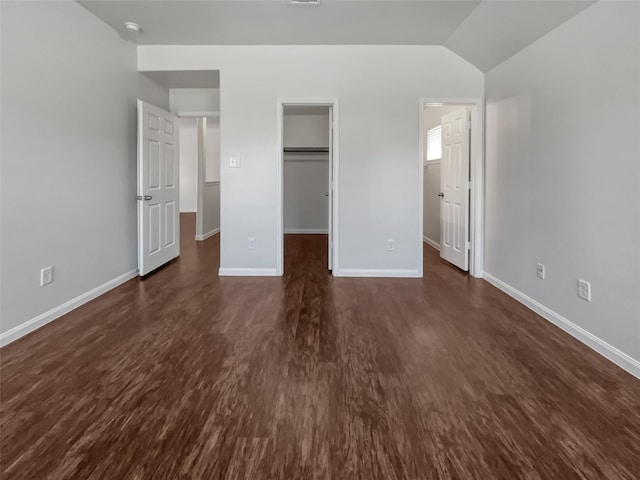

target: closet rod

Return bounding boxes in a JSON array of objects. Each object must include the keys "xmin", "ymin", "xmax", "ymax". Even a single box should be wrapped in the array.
[{"xmin": 283, "ymin": 147, "xmax": 329, "ymax": 153}]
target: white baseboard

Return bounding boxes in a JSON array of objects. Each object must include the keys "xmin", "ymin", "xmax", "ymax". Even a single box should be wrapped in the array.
[
  {"xmin": 334, "ymin": 268, "xmax": 420, "ymax": 278},
  {"xmin": 180, "ymin": 209, "xmax": 196, "ymax": 213},
  {"xmin": 218, "ymin": 267, "xmax": 279, "ymax": 277},
  {"xmin": 284, "ymin": 229, "xmax": 328, "ymax": 234},
  {"xmin": 0, "ymin": 269, "xmax": 138, "ymax": 348},
  {"xmin": 195, "ymin": 227, "xmax": 220, "ymax": 241},
  {"xmin": 483, "ymin": 272, "xmax": 640, "ymax": 380},
  {"xmin": 423, "ymin": 236, "xmax": 440, "ymax": 250}
]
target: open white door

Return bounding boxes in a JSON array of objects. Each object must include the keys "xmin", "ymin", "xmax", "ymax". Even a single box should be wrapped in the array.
[
  {"xmin": 439, "ymin": 107, "xmax": 470, "ymax": 271},
  {"xmin": 328, "ymin": 107, "xmax": 334, "ymax": 270},
  {"xmin": 137, "ymin": 100, "xmax": 180, "ymax": 276}
]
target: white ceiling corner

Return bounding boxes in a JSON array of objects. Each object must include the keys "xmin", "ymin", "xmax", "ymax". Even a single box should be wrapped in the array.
[
  {"xmin": 77, "ymin": 0, "xmax": 596, "ymax": 72},
  {"xmin": 444, "ymin": 0, "xmax": 596, "ymax": 72}
]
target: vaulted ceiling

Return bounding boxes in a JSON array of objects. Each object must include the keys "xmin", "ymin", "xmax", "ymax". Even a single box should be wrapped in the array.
[{"xmin": 78, "ymin": 0, "xmax": 595, "ymax": 72}]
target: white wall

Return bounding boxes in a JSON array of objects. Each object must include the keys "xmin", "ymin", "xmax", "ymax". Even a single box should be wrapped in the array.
[
  {"xmin": 422, "ymin": 105, "xmax": 460, "ymax": 246},
  {"xmin": 170, "ymin": 88, "xmax": 221, "ymax": 184},
  {"xmin": 179, "ymin": 117, "xmax": 198, "ymax": 212},
  {"xmin": 484, "ymin": 1, "xmax": 640, "ymax": 374},
  {"xmin": 178, "ymin": 116, "xmax": 219, "ymax": 213},
  {"xmin": 422, "ymin": 162, "xmax": 441, "ymax": 246},
  {"xmin": 202, "ymin": 183, "xmax": 220, "ymax": 237},
  {"xmin": 284, "ymin": 113, "xmax": 329, "ymax": 148},
  {"xmin": 0, "ymin": 1, "xmax": 169, "ymax": 339},
  {"xmin": 203, "ymin": 117, "xmax": 221, "ymax": 235},
  {"xmin": 170, "ymin": 88, "xmax": 219, "ymax": 116},
  {"xmin": 205, "ymin": 117, "xmax": 220, "ymax": 182},
  {"xmin": 284, "ymin": 161, "xmax": 329, "ymax": 233},
  {"xmin": 139, "ymin": 45, "xmax": 483, "ymax": 275},
  {"xmin": 194, "ymin": 118, "xmax": 221, "ymax": 239},
  {"xmin": 284, "ymin": 112, "xmax": 329, "ymax": 233}
]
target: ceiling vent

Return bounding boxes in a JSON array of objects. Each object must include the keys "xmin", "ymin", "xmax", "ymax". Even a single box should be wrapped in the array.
[{"xmin": 288, "ymin": 0, "xmax": 320, "ymax": 5}]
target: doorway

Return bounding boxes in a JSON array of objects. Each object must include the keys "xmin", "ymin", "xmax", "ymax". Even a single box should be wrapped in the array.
[
  {"xmin": 419, "ymin": 99, "xmax": 484, "ymax": 278},
  {"xmin": 277, "ymin": 100, "xmax": 339, "ymax": 276},
  {"xmin": 177, "ymin": 115, "xmax": 221, "ymax": 242},
  {"xmin": 170, "ymin": 87, "xmax": 221, "ymax": 243}
]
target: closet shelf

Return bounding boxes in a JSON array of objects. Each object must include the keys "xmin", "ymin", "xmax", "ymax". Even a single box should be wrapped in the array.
[{"xmin": 284, "ymin": 147, "xmax": 329, "ymax": 153}]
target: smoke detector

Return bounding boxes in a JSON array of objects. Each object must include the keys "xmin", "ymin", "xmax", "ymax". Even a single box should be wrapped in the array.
[{"xmin": 124, "ymin": 22, "xmax": 142, "ymax": 33}]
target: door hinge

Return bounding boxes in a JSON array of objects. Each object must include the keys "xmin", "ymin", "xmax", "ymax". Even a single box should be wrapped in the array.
[
  {"xmin": 466, "ymin": 240, "xmax": 471, "ymax": 250},
  {"xmin": 466, "ymin": 181, "xmax": 471, "ymax": 190}
]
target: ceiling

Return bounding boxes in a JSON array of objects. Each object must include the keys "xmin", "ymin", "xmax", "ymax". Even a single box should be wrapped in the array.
[{"xmin": 78, "ymin": 0, "xmax": 595, "ymax": 72}]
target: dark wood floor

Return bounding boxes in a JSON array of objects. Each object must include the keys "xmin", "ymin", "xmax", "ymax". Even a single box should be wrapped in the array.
[{"xmin": 2, "ymin": 214, "xmax": 640, "ymax": 479}]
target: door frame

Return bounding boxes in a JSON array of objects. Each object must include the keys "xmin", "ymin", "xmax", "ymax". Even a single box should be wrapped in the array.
[
  {"xmin": 276, "ymin": 98, "xmax": 340, "ymax": 276},
  {"xmin": 418, "ymin": 98, "xmax": 484, "ymax": 278}
]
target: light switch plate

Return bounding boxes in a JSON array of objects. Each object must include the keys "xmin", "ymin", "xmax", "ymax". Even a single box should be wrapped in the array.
[{"xmin": 230, "ymin": 156, "xmax": 241, "ymax": 168}]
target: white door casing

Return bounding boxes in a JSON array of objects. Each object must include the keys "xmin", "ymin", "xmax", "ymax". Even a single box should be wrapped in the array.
[
  {"xmin": 439, "ymin": 108, "xmax": 470, "ymax": 271},
  {"xmin": 328, "ymin": 106, "xmax": 334, "ymax": 270},
  {"xmin": 137, "ymin": 100, "xmax": 180, "ymax": 276}
]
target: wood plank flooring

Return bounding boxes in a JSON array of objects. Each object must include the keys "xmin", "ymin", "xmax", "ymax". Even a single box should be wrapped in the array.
[{"xmin": 1, "ymin": 213, "xmax": 640, "ymax": 479}]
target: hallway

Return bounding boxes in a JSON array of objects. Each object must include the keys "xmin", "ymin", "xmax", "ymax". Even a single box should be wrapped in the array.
[{"xmin": 1, "ymin": 216, "xmax": 639, "ymax": 479}]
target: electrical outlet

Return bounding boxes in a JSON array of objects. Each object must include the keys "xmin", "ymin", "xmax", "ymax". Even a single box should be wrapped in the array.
[
  {"xmin": 248, "ymin": 237, "xmax": 256, "ymax": 250},
  {"xmin": 229, "ymin": 156, "xmax": 241, "ymax": 168},
  {"xmin": 578, "ymin": 279, "xmax": 591, "ymax": 302},
  {"xmin": 536, "ymin": 263, "xmax": 545, "ymax": 280},
  {"xmin": 40, "ymin": 266, "xmax": 53, "ymax": 286},
  {"xmin": 387, "ymin": 239, "xmax": 395, "ymax": 252}
]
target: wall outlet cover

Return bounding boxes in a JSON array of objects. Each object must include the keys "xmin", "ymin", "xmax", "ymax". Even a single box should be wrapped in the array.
[
  {"xmin": 41, "ymin": 266, "xmax": 54, "ymax": 286},
  {"xmin": 578, "ymin": 279, "xmax": 592, "ymax": 302},
  {"xmin": 536, "ymin": 263, "xmax": 545, "ymax": 280}
]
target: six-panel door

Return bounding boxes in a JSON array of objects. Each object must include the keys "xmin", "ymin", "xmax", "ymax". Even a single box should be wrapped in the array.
[{"xmin": 137, "ymin": 100, "xmax": 180, "ymax": 276}]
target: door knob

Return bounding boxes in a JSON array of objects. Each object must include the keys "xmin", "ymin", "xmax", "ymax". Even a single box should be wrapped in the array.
[
  {"xmin": 136, "ymin": 195, "xmax": 153, "ymax": 201},
  {"xmin": 324, "ymin": 192, "xmax": 329, "ymax": 197},
  {"xmin": 437, "ymin": 192, "xmax": 444, "ymax": 197}
]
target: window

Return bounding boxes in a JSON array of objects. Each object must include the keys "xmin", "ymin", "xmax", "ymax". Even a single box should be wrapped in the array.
[{"xmin": 426, "ymin": 125, "xmax": 442, "ymax": 161}]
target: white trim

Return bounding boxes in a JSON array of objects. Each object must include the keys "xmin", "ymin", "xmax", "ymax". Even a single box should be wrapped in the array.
[
  {"xmin": 195, "ymin": 227, "xmax": 220, "ymax": 241},
  {"xmin": 178, "ymin": 111, "xmax": 220, "ymax": 118},
  {"xmin": 0, "ymin": 270, "xmax": 138, "ymax": 348},
  {"xmin": 276, "ymin": 104, "xmax": 284, "ymax": 276},
  {"xmin": 483, "ymin": 272, "xmax": 640, "ymax": 380},
  {"xmin": 276, "ymin": 98, "xmax": 340, "ymax": 277},
  {"xmin": 424, "ymin": 159, "xmax": 441, "ymax": 166},
  {"xmin": 469, "ymin": 102, "xmax": 484, "ymax": 278},
  {"xmin": 334, "ymin": 269, "xmax": 420, "ymax": 278},
  {"xmin": 284, "ymin": 228, "xmax": 328, "ymax": 234},
  {"xmin": 218, "ymin": 268, "xmax": 278, "ymax": 276},
  {"xmin": 180, "ymin": 209, "xmax": 197, "ymax": 213},
  {"xmin": 195, "ymin": 117, "xmax": 206, "ymax": 240},
  {"xmin": 204, "ymin": 181, "xmax": 220, "ymax": 186},
  {"xmin": 419, "ymin": 98, "xmax": 484, "ymax": 279},
  {"xmin": 423, "ymin": 236, "xmax": 440, "ymax": 250}
]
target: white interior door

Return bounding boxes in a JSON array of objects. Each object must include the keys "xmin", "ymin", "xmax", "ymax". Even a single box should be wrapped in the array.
[
  {"xmin": 439, "ymin": 107, "xmax": 470, "ymax": 271},
  {"xmin": 328, "ymin": 107, "xmax": 334, "ymax": 270},
  {"xmin": 137, "ymin": 100, "xmax": 180, "ymax": 276}
]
